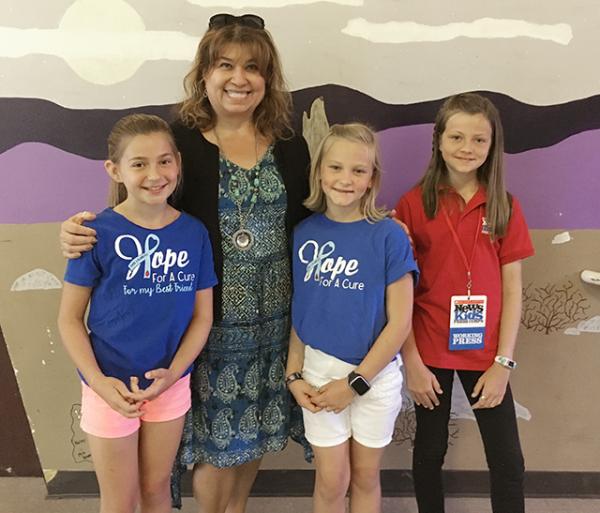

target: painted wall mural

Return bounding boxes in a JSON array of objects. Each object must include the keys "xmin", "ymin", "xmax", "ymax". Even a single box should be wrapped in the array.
[
  {"xmin": 522, "ymin": 280, "xmax": 590, "ymax": 334},
  {"xmin": 1, "ymin": 0, "xmax": 599, "ymax": 480}
]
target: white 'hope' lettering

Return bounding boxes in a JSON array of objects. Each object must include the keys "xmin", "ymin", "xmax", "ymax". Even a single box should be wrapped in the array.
[
  {"xmin": 115, "ymin": 234, "xmax": 189, "ymax": 280},
  {"xmin": 151, "ymin": 249, "xmax": 189, "ymax": 273},
  {"xmin": 298, "ymin": 240, "xmax": 359, "ymax": 282}
]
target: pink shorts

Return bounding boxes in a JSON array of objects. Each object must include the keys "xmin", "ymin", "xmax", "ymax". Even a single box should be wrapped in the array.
[{"xmin": 80, "ymin": 374, "xmax": 191, "ymax": 438}]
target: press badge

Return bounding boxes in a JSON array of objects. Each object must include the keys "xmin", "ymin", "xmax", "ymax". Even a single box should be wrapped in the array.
[{"xmin": 449, "ymin": 295, "xmax": 487, "ymax": 350}]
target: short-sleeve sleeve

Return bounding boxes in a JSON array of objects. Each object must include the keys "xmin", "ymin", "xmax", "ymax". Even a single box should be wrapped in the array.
[
  {"xmin": 498, "ymin": 196, "xmax": 535, "ymax": 265},
  {"xmin": 385, "ymin": 224, "xmax": 420, "ymax": 286},
  {"xmin": 63, "ymin": 243, "xmax": 102, "ymax": 288},
  {"xmin": 395, "ymin": 193, "xmax": 415, "ymax": 233},
  {"xmin": 196, "ymin": 224, "xmax": 218, "ymax": 290}
]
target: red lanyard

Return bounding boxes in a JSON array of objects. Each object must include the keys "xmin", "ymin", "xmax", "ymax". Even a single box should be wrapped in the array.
[{"xmin": 442, "ymin": 205, "xmax": 482, "ymax": 298}]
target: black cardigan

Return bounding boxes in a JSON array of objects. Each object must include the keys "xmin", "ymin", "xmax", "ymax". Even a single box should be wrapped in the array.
[{"xmin": 171, "ymin": 120, "xmax": 312, "ymax": 320}]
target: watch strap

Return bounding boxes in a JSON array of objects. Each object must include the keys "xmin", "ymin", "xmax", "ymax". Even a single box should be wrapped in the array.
[{"xmin": 494, "ymin": 355, "xmax": 517, "ymax": 370}]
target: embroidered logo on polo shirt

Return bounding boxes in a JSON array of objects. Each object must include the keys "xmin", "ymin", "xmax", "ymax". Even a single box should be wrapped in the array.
[{"xmin": 481, "ymin": 217, "xmax": 491, "ymax": 234}]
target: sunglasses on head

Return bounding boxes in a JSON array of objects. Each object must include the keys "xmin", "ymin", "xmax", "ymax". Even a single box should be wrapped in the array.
[{"xmin": 208, "ymin": 13, "xmax": 265, "ymax": 30}]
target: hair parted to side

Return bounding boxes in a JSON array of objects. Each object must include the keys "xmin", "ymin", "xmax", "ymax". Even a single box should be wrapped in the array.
[
  {"xmin": 106, "ymin": 114, "xmax": 180, "ymax": 207},
  {"xmin": 179, "ymin": 23, "xmax": 292, "ymax": 140},
  {"xmin": 420, "ymin": 92, "xmax": 510, "ymax": 239},
  {"xmin": 304, "ymin": 123, "xmax": 387, "ymax": 223}
]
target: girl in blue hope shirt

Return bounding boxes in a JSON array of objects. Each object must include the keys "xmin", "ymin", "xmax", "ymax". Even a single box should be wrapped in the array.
[
  {"xmin": 58, "ymin": 114, "xmax": 217, "ymax": 513},
  {"xmin": 286, "ymin": 123, "xmax": 419, "ymax": 513}
]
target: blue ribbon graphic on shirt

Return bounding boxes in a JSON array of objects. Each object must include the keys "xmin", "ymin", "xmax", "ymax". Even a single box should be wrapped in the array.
[
  {"xmin": 300, "ymin": 240, "xmax": 336, "ymax": 282},
  {"xmin": 126, "ymin": 234, "xmax": 160, "ymax": 280}
]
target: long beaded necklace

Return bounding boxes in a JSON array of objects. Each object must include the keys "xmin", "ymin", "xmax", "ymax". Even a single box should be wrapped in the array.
[{"xmin": 214, "ymin": 128, "xmax": 260, "ymax": 251}]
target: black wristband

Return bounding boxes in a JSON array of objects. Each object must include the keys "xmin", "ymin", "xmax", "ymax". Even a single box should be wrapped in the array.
[{"xmin": 285, "ymin": 372, "xmax": 303, "ymax": 387}]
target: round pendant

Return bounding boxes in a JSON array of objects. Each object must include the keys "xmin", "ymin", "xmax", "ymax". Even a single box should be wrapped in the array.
[{"xmin": 232, "ymin": 229, "xmax": 254, "ymax": 251}]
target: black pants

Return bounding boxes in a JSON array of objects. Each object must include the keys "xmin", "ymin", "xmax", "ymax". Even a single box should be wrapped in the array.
[{"xmin": 412, "ymin": 367, "xmax": 525, "ymax": 513}]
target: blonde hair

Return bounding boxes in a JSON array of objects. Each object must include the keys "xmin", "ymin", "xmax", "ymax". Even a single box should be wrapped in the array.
[
  {"xmin": 106, "ymin": 114, "xmax": 180, "ymax": 207},
  {"xmin": 304, "ymin": 123, "xmax": 387, "ymax": 222},
  {"xmin": 420, "ymin": 92, "xmax": 510, "ymax": 239},
  {"xmin": 178, "ymin": 24, "xmax": 292, "ymax": 140}
]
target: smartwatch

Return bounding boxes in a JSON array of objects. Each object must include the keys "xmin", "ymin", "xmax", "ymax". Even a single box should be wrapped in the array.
[{"xmin": 348, "ymin": 371, "xmax": 371, "ymax": 396}]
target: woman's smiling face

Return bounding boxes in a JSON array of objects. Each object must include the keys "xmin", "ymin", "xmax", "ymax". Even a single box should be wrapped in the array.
[{"xmin": 203, "ymin": 43, "xmax": 266, "ymax": 120}]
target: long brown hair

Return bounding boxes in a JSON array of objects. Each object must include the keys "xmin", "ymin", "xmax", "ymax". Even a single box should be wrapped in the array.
[
  {"xmin": 420, "ymin": 92, "xmax": 510, "ymax": 239},
  {"xmin": 106, "ymin": 114, "xmax": 179, "ymax": 207},
  {"xmin": 178, "ymin": 24, "xmax": 292, "ymax": 140},
  {"xmin": 304, "ymin": 123, "xmax": 387, "ymax": 222}
]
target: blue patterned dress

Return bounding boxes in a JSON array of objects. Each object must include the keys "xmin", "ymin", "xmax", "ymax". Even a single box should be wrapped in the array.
[{"xmin": 172, "ymin": 146, "xmax": 309, "ymax": 506}]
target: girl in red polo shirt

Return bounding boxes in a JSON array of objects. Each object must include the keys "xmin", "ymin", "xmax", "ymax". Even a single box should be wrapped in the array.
[{"xmin": 395, "ymin": 93, "xmax": 534, "ymax": 513}]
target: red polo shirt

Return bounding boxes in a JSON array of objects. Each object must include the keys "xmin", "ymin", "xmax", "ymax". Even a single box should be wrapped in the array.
[{"xmin": 395, "ymin": 186, "xmax": 534, "ymax": 370}]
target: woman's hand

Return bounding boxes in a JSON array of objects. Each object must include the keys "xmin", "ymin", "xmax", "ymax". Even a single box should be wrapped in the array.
[
  {"xmin": 60, "ymin": 211, "xmax": 97, "ymax": 258},
  {"xmin": 313, "ymin": 378, "xmax": 354, "ymax": 414},
  {"xmin": 129, "ymin": 369, "xmax": 178, "ymax": 403},
  {"xmin": 90, "ymin": 376, "xmax": 143, "ymax": 418},
  {"xmin": 405, "ymin": 360, "xmax": 443, "ymax": 409},
  {"xmin": 471, "ymin": 364, "xmax": 510, "ymax": 409},
  {"xmin": 288, "ymin": 379, "xmax": 322, "ymax": 413}
]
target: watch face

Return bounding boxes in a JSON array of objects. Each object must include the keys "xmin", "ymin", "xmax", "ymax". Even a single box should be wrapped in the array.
[{"xmin": 350, "ymin": 375, "xmax": 370, "ymax": 395}]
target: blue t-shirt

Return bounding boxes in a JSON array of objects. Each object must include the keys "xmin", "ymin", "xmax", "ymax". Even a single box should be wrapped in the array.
[
  {"xmin": 64, "ymin": 208, "xmax": 218, "ymax": 389},
  {"xmin": 292, "ymin": 214, "xmax": 419, "ymax": 365}
]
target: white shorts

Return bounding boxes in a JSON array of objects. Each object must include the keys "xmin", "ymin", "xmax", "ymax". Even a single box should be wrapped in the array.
[{"xmin": 301, "ymin": 346, "xmax": 403, "ymax": 448}]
